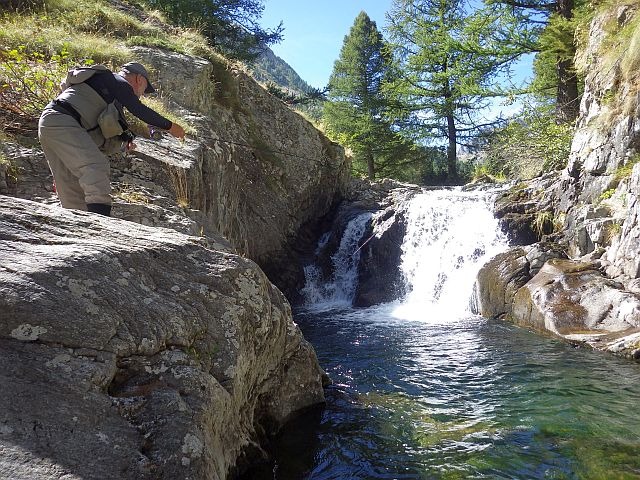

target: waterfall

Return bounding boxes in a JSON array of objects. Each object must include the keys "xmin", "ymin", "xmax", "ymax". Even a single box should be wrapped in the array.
[
  {"xmin": 301, "ymin": 188, "xmax": 508, "ymax": 317},
  {"xmin": 301, "ymin": 212, "xmax": 372, "ymax": 310},
  {"xmin": 392, "ymin": 188, "xmax": 509, "ymax": 321}
]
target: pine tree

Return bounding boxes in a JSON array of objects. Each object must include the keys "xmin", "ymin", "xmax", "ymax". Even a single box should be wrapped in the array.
[{"xmin": 323, "ymin": 11, "xmax": 401, "ymax": 180}]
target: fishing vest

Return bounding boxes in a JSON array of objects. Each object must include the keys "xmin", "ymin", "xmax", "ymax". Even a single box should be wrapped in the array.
[{"xmin": 57, "ymin": 65, "xmax": 129, "ymax": 153}]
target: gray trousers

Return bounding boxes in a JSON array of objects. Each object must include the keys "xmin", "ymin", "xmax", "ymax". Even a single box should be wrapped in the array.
[{"xmin": 38, "ymin": 107, "xmax": 112, "ymax": 209}]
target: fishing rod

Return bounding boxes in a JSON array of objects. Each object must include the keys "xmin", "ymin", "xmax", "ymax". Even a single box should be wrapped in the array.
[{"xmin": 352, "ymin": 232, "xmax": 376, "ymax": 256}]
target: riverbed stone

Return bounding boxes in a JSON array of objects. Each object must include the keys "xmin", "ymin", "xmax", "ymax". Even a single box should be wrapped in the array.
[{"xmin": 475, "ymin": 247, "xmax": 531, "ymax": 318}]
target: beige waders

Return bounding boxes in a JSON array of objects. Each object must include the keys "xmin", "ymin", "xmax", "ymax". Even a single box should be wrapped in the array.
[{"xmin": 38, "ymin": 106, "xmax": 112, "ymax": 210}]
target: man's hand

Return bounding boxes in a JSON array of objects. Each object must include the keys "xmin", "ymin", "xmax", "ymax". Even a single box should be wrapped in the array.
[{"xmin": 168, "ymin": 123, "xmax": 186, "ymax": 139}]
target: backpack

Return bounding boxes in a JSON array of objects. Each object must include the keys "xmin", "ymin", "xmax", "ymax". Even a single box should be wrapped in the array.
[
  {"xmin": 60, "ymin": 65, "xmax": 129, "ymax": 140},
  {"xmin": 60, "ymin": 64, "xmax": 111, "ymax": 91}
]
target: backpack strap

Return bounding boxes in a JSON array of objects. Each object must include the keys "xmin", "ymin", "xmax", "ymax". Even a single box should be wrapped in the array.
[{"xmin": 50, "ymin": 99, "xmax": 82, "ymax": 124}]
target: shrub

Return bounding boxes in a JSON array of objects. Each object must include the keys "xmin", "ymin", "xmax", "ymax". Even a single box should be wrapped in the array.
[
  {"xmin": 476, "ymin": 104, "xmax": 573, "ymax": 180},
  {"xmin": 0, "ymin": 45, "xmax": 74, "ymax": 118},
  {"xmin": 614, "ymin": 154, "xmax": 640, "ymax": 181}
]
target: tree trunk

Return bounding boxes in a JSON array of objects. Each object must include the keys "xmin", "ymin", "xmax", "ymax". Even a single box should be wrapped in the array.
[
  {"xmin": 366, "ymin": 151, "xmax": 375, "ymax": 180},
  {"xmin": 556, "ymin": 59, "xmax": 579, "ymax": 123},
  {"xmin": 446, "ymin": 112, "xmax": 457, "ymax": 180},
  {"xmin": 556, "ymin": 0, "xmax": 579, "ymax": 124}
]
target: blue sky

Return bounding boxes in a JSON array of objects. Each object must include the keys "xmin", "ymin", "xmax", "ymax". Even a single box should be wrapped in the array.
[
  {"xmin": 260, "ymin": 1, "xmax": 394, "ymax": 89},
  {"xmin": 260, "ymin": 0, "xmax": 534, "ymax": 119}
]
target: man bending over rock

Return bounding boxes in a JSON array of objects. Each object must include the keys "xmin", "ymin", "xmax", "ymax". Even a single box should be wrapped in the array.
[{"xmin": 38, "ymin": 62, "xmax": 185, "ymax": 216}]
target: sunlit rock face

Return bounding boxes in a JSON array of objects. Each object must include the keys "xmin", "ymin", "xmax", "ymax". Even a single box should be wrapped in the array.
[
  {"xmin": 476, "ymin": 243, "xmax": 568, "ymax": 319},
  {"xmin": 512, "ymin": 259, "xmax": 640, "ymax": 334},
  {"xmin": 476, "ymin": 6, "xmax": 640, "ymax": 359},
  {"xmin": 477, "ymin": 246, "xmax": 640, "ymax": 359},
  {"xmin": 1, "ymin": 45, "xmax": 350, "ymax": 299},
  {"xmin": 0, "ymin": 196, "xmax": 325, "ymax": 479}
]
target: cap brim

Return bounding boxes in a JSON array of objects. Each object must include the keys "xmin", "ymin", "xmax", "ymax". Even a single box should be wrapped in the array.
[{"xmin": 144, "ymin": 81, "xmax": 155, "ymax": 94}]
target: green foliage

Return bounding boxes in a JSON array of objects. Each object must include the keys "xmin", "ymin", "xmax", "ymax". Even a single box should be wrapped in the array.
[
  {"xmin": 490, "ymin": 0, "xmax": 588, "ymax": 123},
  {"xmin": 0, "ymin": 45, "xmax": 74, "ymax": 117},
  {"xmin": 323, "ymin": 11, "xmax": 400, "ymax": 180},
  {"xmin": 140, "ymin": 0, "xmax": 283, "ymax": 61},
  {"xmin": 385, "ymin": 0, "xmax": 533, "ymax": 180},
  {"xmin": 0, "ymin": 0, "xmax": 210, "ymax": 134},
  {"xmin": 475, "ymin": 104, "xmax": 573, "ymax": 180},
  {"xmin": 615, "ymin": 154, "xmax": 640, "ymax": 181},
  {"xmin": 470, "ymin": 163, "xmax": 506, "ymax": 184},
  {"xmin": 599, "ymin": 188, "xmax": 616, "ymax": 202},
  {"xmin": 0, "ymin": 7, "xmax": 130, "ymax": 64},
  {"xmin": 533, "ymin": 210, "xmax": 554, "ymax": 238}
]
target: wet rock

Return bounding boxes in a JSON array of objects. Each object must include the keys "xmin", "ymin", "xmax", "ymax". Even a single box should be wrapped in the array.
[
  {"xmin": 307, "ymin": 181, "xmax": 421, "ymax": 308},
  {"xmin": 475, "ymin": 247, "xmax": 531, "ymax": 318},
  {"xmin": 354, "ymin": 191, "xmax": 413, "ymax": 307},
  {"xmin": 512, "ymin": 258, "xmax": 640, "ymax": 335},
  {"xmin": 475, "ymin": 243, "xmax": 568, "ymax": 318},
  {"xmin": 0, "ymin": 196, "xmax": 325, "ymax": 480}
]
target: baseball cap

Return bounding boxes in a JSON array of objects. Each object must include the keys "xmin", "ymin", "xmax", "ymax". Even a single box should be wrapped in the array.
[{"xmin": 121, "ymin": 62, "xmax": 155, "ymax": 94}]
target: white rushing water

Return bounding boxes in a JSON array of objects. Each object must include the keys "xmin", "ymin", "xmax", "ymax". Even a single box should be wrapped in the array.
[
  {"xmin": 392, "ymin": 188, "xmax": 510, "ymax": 321},
  {"xmin": 301, "ymin": 212, "xmax": 372, "ymax": 310},
  {"xmin": 302, "ymin": 188, "xmax": 509, "ymax": 319}
]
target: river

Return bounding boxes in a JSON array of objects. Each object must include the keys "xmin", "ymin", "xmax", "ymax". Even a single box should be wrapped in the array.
[{"xmin": 245, "ymin": 188, "xmax": 640, "ymax": 480}]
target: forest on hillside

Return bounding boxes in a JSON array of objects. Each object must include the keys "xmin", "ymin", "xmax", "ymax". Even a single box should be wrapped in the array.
[{"xmin": 242, "ymin": 0, "xmax": 594, "ymax": 185}]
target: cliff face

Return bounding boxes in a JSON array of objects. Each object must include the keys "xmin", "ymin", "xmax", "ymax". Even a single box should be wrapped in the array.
[
  {"xmin": 0, "ymin": 196, "xmax": 326, "ymax": 479},
  {"xmin": 0, "ymin": 18, "xmax": 348, "ymax": 479},
  {"xmin": 559, "ymin": 3, "xmax": 640, "ymax": 264},
  {"xmin": 0, "ymin": 46, "xmax": 350, "ymax": 297},
  {"xmin": 476, "ymin": 4, "xmax": 640, "ymax": 358},
  {"xmin": 130, "ymin": 47, "xmax": 350, "ymax": 296}
]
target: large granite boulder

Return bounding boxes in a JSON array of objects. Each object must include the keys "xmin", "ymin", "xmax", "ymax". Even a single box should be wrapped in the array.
[
  {"xmin": 511, "ymin": 258, "xmax": 640, "ymax": 358},
  {"xmin": 0, "ymin": 196, "xmax": 325, "ymax": 480},
  {"xmin": 131, "ymin": 47, "xmax": 350, "ymax": 298},
  {"xmin": 475, "ymin": 242, "xmax": 568, "ymax": 318},
  {"xmin": 512, "ymin": 259, "xmax": 640, "ymax": 334},
  {"xmin": 475, "ymin": 247, "xmax": 531, "ymax": 318}
]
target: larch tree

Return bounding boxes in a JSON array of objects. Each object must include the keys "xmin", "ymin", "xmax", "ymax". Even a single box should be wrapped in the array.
[
  {"xmin": 385, "ymin": 0, "xmax": 518, "ymax": 180},
  {"xmin": 487, "ymin": 0, "xmax": 585, "ymax": 123}
]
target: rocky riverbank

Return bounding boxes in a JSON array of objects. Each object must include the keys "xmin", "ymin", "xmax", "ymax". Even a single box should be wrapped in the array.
[
  {"xmin": 0, "ymin": 9, "xmax": 348, "ymax": 477},
  {"xmin": 0, "ymin": 196, "xmax": 327, "ymax": 479},
  {"xmin": 475, "ymin": 4, "xmax": 640, "ymax": 360}
]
